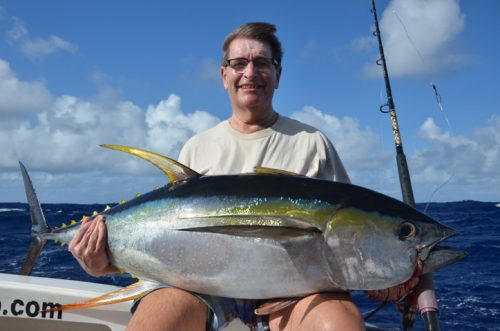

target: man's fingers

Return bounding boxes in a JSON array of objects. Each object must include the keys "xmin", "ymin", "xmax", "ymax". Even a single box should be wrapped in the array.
[
  {"xmin": 81, "ymin": 216, "xmax": 106, "ymax": 256},
  {"xmin": 95, "ymin": 218, "xmax": 107, "ymax": 252},
  {"xmin": 69, "ymin": 217, "xmax": 91, "ymax": 247},
  {"xmin": 69, "ymin": 215, "xmax": 106, "ymax": 256}
]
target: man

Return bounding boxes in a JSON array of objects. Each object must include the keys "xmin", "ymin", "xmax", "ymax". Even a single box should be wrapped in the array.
[{"xmin": 69, "ymin": 22, "xmax": 366, "ymax": 331}]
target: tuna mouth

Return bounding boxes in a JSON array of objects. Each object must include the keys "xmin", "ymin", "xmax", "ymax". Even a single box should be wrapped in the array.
[
  {"xmin": 421, "ymin": 246, "xmax": 468, "ymax": 274},
  {"xmin": 417, "ymin": 227, "xmax": 467, "ymax": 274},
  {"xmin": 417, "ymin": 226, "xmax": 457, "ymax": 261}
]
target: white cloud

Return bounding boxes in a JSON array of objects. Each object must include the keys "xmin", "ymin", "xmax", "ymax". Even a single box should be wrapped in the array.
[
  {"xmin": 0, "ymin": 59, "xmax": 219, "ymax": 178},
  {"xmin": 7, "ymin": 18, "xmax": 78, "ymax": 62},
  {"xmin": 413, "ymin": 117, "xmax": 500, "ymax": 193},
  {"xmin": 6, "ymin": 93, "xmax": 219, "ymax": 174},
  {"xmin": 1, "ymin": 92, "xmax": 219, "ymax": 203},
  {"xmin": 0, "ymin": 59, "xmax": 52, "ymax": 116},
  {"xmin": 360, "ymin": 0, "xmax": 468, "ymax": 78},
  {"xmin": 0, "ymin": 58, "xmax": 221, "ymax": 203}
]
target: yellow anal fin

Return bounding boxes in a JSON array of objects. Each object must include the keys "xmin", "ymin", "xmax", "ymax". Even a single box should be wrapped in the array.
[
  {"xmin": 254, "ymin": 298, "xmax": 300, "ymax": 315},
  {"xmin": 101, "ymin": 144, "xmax": 200, "ymax": 184},
  {"xmin": 254, "ymin": 167, "xmax": 303, "ymax": 176},
  {"xmin": 44, "ymin": 279, "xmax": 161, "ymax": 312}
]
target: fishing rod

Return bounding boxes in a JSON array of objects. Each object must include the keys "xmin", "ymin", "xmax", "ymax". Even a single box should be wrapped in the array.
[{"xmin": 370, "ymin": 1, "xmax": 440, "ymax": 331}]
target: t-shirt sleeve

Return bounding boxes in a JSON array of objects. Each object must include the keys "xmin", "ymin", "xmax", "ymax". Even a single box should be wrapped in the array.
[
  {"xmin": 319, "ymin": 134, "xmax": 351, "ymax": 184},
  {"xmin": 178, "ymin": 138, "xmax": 194, "ymax": 167}
]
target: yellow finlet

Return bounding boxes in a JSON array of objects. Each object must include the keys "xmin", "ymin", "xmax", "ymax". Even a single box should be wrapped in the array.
[
  {"xmin": 70, "ymin": 220, "xmax": 77, "ymax": 225},
  {"xmin": 92, "ymin": 211, "xmax": 99, "ymax": 217},
  {"xmin": 100, "ymin": 144, "xmax": 200, "ymax": 184}
]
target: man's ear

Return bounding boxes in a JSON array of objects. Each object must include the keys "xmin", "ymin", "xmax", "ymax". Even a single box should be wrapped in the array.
[
  {"xmin": 275, "ymin": 66, "xmax": 282, "ymax": 89},
  {"xmin": 220, "ymin": 66, "xmax": 228, "ymax": 89}
]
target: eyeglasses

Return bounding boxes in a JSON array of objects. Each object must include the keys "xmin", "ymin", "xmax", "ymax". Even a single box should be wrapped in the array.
[{"xmin": 223, "ymin": 57, "xmax": 279, "ymax": 73}]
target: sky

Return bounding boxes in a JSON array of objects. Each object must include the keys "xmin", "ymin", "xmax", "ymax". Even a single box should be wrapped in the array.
[{"xmin": 0, "ymin": 0, "xmax": 499, "ymax": 204}]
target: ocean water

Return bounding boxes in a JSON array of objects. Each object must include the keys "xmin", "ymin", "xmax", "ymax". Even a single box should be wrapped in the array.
[{"xmin": 0, "ymin": 200, "xmax": 499, "ymax": 331}]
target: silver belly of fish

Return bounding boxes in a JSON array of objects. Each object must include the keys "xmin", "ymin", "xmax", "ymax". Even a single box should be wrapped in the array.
[{"xmin": 108, "ymin": 223, "xmax": 334, "ymax": 299}]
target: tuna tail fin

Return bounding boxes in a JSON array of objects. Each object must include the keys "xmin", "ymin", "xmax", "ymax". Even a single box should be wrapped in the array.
[{"xmin": 19, "ymin": 161, "xmax": 50, "ymax": 275}]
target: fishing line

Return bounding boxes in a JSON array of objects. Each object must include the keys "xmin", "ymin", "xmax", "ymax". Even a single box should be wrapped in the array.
[
  {"xmin": 392, "ymin": 9, "xmax": 456, "ymax": 210},
  {"xmin": 392, "ymin": 10, "xmax": 426, "ymax": 67},
  {"xmin": 424, "ymin": 83, "xmax": 456, "ymax": 212}
]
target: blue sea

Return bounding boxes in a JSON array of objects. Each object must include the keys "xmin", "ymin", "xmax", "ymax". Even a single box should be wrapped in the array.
[{"xmin": 1, "ymin": 201, "xmax": 499, "ymax": 331}]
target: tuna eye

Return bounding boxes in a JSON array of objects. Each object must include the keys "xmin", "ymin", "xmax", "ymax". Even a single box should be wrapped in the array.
[{"xmin": 398, "ymin": 222, "xmax": 416, "ymax": 240}]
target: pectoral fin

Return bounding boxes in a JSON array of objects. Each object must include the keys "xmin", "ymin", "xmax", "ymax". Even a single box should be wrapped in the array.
[
  {"xmin": 181, "ymin": 225, "xmax": 321, "ymax": 244},
  {"xmin": 178, "ymin": 215, "xmax": 321, "ymax": 232},
  {"xmin": 45, "ymin": 279, "xmax": 161, "ymax": 312}
]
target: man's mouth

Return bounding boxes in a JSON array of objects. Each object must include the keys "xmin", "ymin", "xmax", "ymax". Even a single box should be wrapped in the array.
[{"xmin": 239, "ymin": 84, "xmax": 258, "ymax": 89}]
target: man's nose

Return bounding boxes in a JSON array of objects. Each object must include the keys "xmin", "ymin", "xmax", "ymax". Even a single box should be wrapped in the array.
[{"xmin": 242, "ymin": 61, "xmax": 256, "ymax": 78}]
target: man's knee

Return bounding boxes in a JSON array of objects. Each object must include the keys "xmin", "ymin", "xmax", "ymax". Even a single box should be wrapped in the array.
[
  {"xmin": 127, "ymin": 288, "xmax": 207, "ymax": 331},
  {"xmin": 269, "ymin": 293, "xmax": 365, "ymax": 331},
  {"xmin": 317, "ymin": 301, "xmax": 364, "ymax": 331},
  {"xmin": 312, "ymin": 293, "xmax": 364, "ymax": 331}
]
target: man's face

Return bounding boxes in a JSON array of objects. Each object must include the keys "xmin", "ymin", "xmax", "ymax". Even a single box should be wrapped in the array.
[{"xmin": 221, "ymin": 37, "xmax": 281, "ymax": 112}]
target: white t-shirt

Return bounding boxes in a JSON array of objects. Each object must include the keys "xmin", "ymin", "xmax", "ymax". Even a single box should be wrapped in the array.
[{"xmin": 178, "ymin": 114, "xmax": 350, "ymax": 183}]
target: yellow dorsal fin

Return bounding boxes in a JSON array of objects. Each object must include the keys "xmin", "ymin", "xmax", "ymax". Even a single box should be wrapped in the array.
[
  {"xmin": 101, "ymin": 144, "xmax": 200, "ymax": 184},
  {"xmin": 254, "ymin": 166, "xmax": 302, "ymax": 176}
]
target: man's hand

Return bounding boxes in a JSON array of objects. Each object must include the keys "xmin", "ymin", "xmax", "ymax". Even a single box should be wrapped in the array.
[
  {"xmin": 367, "ymin": 276, "xmax": 420, "ymax": 302},
  {"xmin": 68, "ymin": 215, "xmax": 119, "ymax": 277}
]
